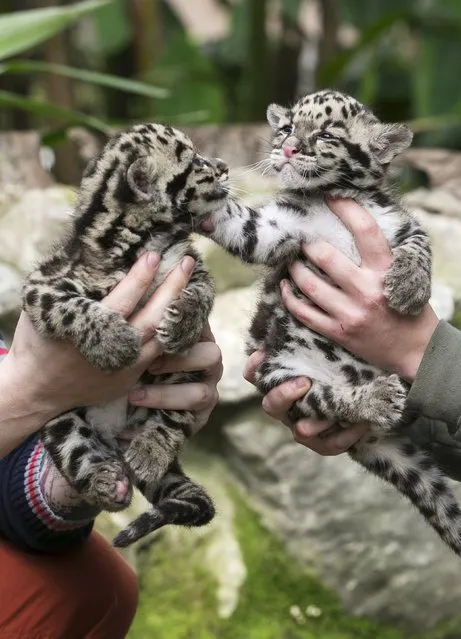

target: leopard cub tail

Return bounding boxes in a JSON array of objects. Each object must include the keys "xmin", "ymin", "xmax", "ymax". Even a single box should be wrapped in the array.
[
  {"xmin": 113, "ymin": 466, "xmax": 216, "ymax": 547},
  {"xmin": 351, "ymin": 436, "xmax": 461, "ymax": 555}
]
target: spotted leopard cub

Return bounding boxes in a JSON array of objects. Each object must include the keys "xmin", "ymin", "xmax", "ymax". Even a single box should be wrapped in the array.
[
  {"xmin": 201, "ymin": 89, "xmax": 461, "ymax": 556},
  {"xmin": 23, "ymin": 123, "xmax": 229, "ymax": 547}
]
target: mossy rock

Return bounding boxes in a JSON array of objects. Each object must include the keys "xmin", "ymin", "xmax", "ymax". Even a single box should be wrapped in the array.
[
  {"xmin": 125, "ymin": 448, "xmax": 460, "ymax": 639},
  {"xmin": 128, "ymin": 489, "xmax": 428, "ymax": 639}
]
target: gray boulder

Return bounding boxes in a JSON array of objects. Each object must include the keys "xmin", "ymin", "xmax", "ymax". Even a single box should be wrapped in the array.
[
  {"xmin": 224, "ymin": 406, "xmax": 461, "ymax": 629},
  {"xmin": 209, "ymin": 284, "xmax": 260, "ymax": 403},
  {"xmin": 413, "ymin": 208, "xmax": 461, "ymax": 303}
]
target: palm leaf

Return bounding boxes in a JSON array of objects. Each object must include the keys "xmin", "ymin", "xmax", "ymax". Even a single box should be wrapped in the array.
[{"xmin": 0, "ymin": 0, "xmax": 109, "ymax": 62}]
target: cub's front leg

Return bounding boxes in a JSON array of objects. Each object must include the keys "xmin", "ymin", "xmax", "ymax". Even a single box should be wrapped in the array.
[
  {"xmin": 126, "ymin": 259, "xmax": 215, "ymax": 485},
  {"xmin": 156, "ymin": 257, "xmax": 215, "ymax": 354},
  {"xmin": 23, "ymin": 277, "xmax": 140, "ymax": 371},
  {"xmin": 384, "ymin": 217, "xmax": 432, "ymax": 315},
  {"xmin": 42, "ymin": 410, "xmax": 132, "ymax": 512}
]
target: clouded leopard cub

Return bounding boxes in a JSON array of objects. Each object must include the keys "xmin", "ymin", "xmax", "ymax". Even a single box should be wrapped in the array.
[
  {"xmin": 23, "ymin": 123, "xmax": 229, "ymax": 547},
  {"xmin": 202, "ymin": 89, "xmax": 461, "ymax": 556}
]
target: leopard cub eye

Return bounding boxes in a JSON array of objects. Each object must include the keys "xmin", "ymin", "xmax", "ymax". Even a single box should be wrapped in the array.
[
  {"xmin": 279, "ymin": 124, "xmax": 293, "ymax": 135},
  {"xmin": 193, "ymin": 156, "xmax": 207, "ymax": 167},
  {"xmin": 318, "ymin": 131, "xmax": 336, "ymax": 141}
]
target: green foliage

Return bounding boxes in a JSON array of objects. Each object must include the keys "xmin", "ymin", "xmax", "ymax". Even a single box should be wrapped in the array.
[
  {"xmin": 317, "ymin": 0, "xmax": 461, "ymax": 143},
  {"xmin": 0, "ymin": 0, "xmax": 108, "ymax": 61},
  {"xmin": 317, "ymin": 9, "xmax": 409, "ymax": 88},
  {"xmin": 150, "ymin": 32, "xmax": 225, "ymax": 123},
  {"xmin": 91, "ymin": 0, "xmax": 132, "ymax": 56},
  {"xmin": 0, "ymin": 0, "xmax": 167, "ymax": 134},
  {"xmin": 0, "ymin": 60, "xmax": 169, "ymax": 99},
  {"xmin": 0, "ymin": 89, "xmax": 111, "ymax": 134}
]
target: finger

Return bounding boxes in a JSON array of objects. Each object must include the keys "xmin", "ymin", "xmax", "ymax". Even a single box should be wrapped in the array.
[
  {"xmin": 243, "ymin": 350, "xmax": 265, "ymax": 385},
  {"xmin": 293, "ymin": 422, "xmax": 368, "ymax": 455},
  {"xmin": 326, "ymin": 198, "xmax": 392, "ymax": 270},
  {"xmin": 199, "ymin": 321, "xmax": 215, "ymax": 342},
  {"xmin": 128, "ymin": 381, "xmax": 217, "ymax": 412},
  {"xmin": 190, "ymin": 385, "xmax": 220, "ymax": 435},
  {"xmin": 280, "ymin": 279, "xmax": 338, "ymax": 337},
  {"xmin": 261, "ymin": 377, "xmax": 311, "ymax": 421},
  {"xmin": 148, "ymin": 342, "xmax": 222, "ymax": 375},
  {"xmin": 293, "ymin": 418, "xmax": 332, "ymax": 438},
  {"xmin": 288, "ymin": 261, "xmax": 350, "ymax": 317},
  {"xmin": 130, "ymin": 256, "xmax": 195, "ymax": 342},
  {"xmin": 102, "ymin": 252, "xmax": 160, "ymax": 316},
  {"xmin": 301, "ymin": 241, "xmax": 362, "ymax": 295}
]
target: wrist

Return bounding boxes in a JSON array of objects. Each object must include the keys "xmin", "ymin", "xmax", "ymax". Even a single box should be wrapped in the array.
[
  {"xmin": 396, "ymin": 307, "xmax": 439, "ymax": 382},
  {"xmin": 0, "ymin": 357, "xmax": 58, "ymax": 456}
]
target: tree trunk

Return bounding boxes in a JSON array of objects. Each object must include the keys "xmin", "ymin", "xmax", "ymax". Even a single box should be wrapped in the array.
[
  {"xmin": 245, "ymin": 0, "xmax": 269, "ymax": 122},
  {"xmin": 40, "ymin": 0, "xmax": 81, "ymax": 184},
  {"xmin": 272, "ymin": 10, "xmax": 303, "ymax": 106},
  {"xmin": 316, "ymin": 0, "xmax": 340, "ymax": 87}
]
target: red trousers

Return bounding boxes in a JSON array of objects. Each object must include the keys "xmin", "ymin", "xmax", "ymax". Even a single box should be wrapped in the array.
[{"xmin": 0, "ymin": 532, "xmax": 138, "ymax": 639}]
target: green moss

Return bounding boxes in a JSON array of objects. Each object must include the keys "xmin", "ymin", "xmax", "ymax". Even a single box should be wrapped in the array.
[
  {"xmin": 129, "ymin": 534, "xmax": 218, "ymax": 639},
  {"xmin": 128, "ymin": 492, "xmax": 412, "ymax": 639},
  {"xmin": 450, "ymin": 309, "xmax": 461, "ymax": 330}
]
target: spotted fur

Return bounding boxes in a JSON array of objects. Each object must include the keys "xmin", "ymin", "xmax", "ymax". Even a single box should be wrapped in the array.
[
  {"xmin": 201, "ymin": 90, "xmax": 461, "ymax": 556},
  {"xmin": 23, "ymin": 123, "xmax": 229, "ymax": 547}
]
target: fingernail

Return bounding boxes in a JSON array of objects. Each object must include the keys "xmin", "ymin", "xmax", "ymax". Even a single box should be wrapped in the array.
[
  {"xmin": 295, "ymin": 421, "xmax": 311, "ymax": 437},
  {"xmin": 280, "ymin": 279, "xmax": 289, "ymax": 291},
  {"xmin": 294, "ymin": 377, "xmax": 310, "ymax": 390},
  {"xmin": 182, "ymin": 256, "xmax": 195, "ymax": 274},
  {"xmin": 129, "ymin": 387, "xmax": 146, "ymax": 402},
  {"xmin": 261, "ymin": 397, "xmax": 269, "ymax": 413},
  {"xmin": 147, "ymin": 252, "xmax": 160, "ymax": 269}
]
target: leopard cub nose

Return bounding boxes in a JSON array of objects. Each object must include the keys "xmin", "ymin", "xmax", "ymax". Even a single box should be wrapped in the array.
[{"xmin": 282, "ymin": 145, "xmax": 299, "ymax": 158}]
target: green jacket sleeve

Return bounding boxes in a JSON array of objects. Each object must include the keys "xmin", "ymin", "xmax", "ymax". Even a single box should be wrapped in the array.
[
  {"xmin": 407, "ymin": 417, "xmax": 461, "ymax": 483},
  {"xmin": 406, "ymin": 320, "xmax": 461, "ymax": 481},
  {"xmin": 407, "ymin": 320, "xmax": 461, "ymax": 434}
]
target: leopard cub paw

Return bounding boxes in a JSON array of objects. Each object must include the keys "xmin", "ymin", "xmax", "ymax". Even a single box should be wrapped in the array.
[
  {"xmin": 384, "ymin": 248, "xmax": 431, "ymax": 315},
  {"xmin": 368, "ymin": 374, "xmax": 407, "ymax": 434},
  {"xmin": 81, "ymin": 317, "xmax": 141, "ymax": 371},
  {"xmin": 156, "ymin": 296, "xmax": 203, "ymax": 354}
]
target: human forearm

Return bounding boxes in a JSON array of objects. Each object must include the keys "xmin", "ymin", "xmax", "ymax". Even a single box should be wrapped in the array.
[{"xmin": 0, "ymin": 357, "xmax": 58, "ymax": 457}]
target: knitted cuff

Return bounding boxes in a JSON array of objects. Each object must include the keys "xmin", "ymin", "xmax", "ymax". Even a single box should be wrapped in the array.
[{"xmin": 1, "ymin": 436, "xmax": 93, "ymax": 553}]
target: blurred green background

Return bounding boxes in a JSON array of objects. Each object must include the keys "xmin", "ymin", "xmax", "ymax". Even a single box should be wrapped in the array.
[{"xmin": 2, "ymin": 0, "xmax": 461, "ymax": 184}]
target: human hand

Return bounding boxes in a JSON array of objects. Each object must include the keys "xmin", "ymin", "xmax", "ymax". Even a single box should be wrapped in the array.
[
  {"xmin": 2, "ymin": 252, "xmax": 196, "ymax": 428},
  {"xmin": 280, "ymin": 198, "xmax": 439, "ymax": 382},
  {"xmin": 244, "ymin": 351, "xmax": 367, "ymax": 455},
  {"xmin": 126, "ymin": 321, "xmax": 222, "ymax": 436}
]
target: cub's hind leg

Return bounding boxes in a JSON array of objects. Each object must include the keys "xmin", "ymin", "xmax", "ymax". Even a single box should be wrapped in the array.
[
  {"xmin": 42, "ymin": 411, "xmax": 132, "ymax": 512},
  {"xmin": 113, "ymin": 460, "xmax": 215, "ymax": 547},
  {"xmin": 256, "ymin": 356, "xmax": 407, "ymax": 433},
  {"xmin": 123, "ymin": 407, "xmax": 193, "ymax": 485},
  {"xmin": 287, "ymin": 374, "xmax": 407, "ymax": 433}
]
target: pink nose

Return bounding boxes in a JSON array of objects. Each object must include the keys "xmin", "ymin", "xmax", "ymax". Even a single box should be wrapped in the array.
[{"xmin": 282, "ymin": 145, "xmax": 298, "ymax": 158}]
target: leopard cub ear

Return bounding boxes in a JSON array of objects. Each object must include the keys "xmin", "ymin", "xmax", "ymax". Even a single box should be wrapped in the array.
[
  {"xmin": 126, "ymin": 156, "xmax": 158, "ymax": 201},
  {"xmin": 371, "ymin": 123, "xmax": 413, "ymax": 164},
  {"xmin": 267, "ymin": 103, "xmax": 291, "ymax": 130}
]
